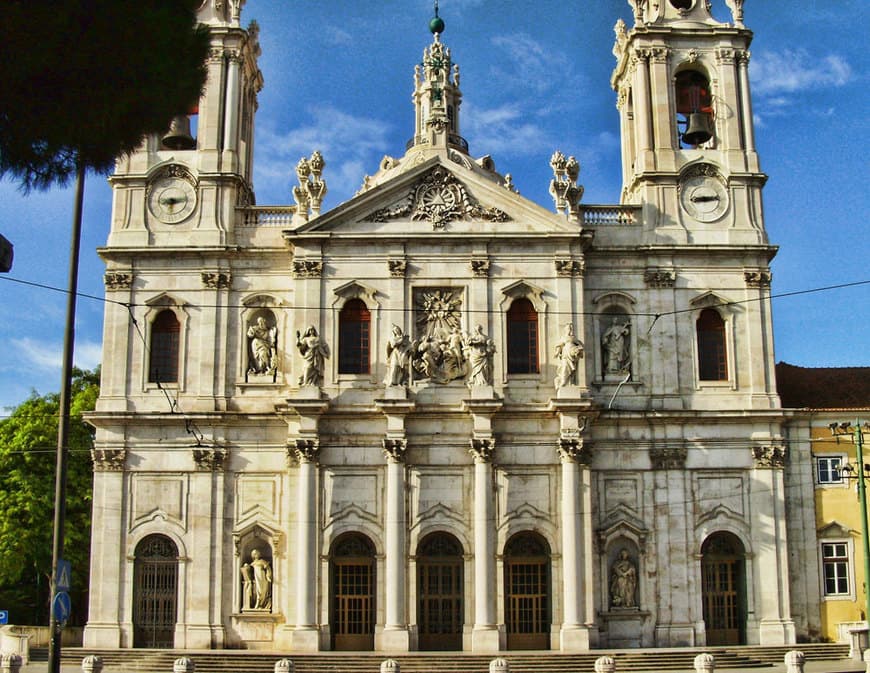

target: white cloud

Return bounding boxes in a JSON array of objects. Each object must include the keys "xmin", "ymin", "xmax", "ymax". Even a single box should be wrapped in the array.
[
  {"xmin": 750, "ymin": 50, "xmax": 852, "ymax": 96},
  {"xmin": 8, "ymin": 337, "xmax": 101, "ymax": 373},
  {"xmin": 11, "ymin": 337, "xmax": 62, "ymax": 372},
  {"xmin": 254, "ymin": 106, "xmax": 394, "ymax": 204},
  {"xmin": 489, "ymin": 33, "xmax": 575, "ymax": 95},
  {"xmin": 463, "ymin": 102, "xmax": 552, "ymax": 157}
]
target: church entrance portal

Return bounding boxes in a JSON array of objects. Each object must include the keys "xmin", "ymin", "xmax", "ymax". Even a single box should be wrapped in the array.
[
  {"xmin": 701, "ymin": 532, "xmax": 747, "ymax": 645},
  {"xmin": 330, "ymin": 533, "xmax": 376, "ymax": 651},
  {"xmin": 417, "ymin": 532, "xmax": 464, "ymax": 650},
  {"xmin": 504, "ymin": 532, "xmax": 551, "ymax": 650},
  {"xmin": 132, "ymin": 535, "xmax": 178, "ymax": 648}
]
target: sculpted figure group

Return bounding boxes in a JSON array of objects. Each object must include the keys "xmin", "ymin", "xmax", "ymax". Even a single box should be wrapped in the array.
[{"xmin": 385, "ymin": 324, "xmax": 495, "ymax": 387}]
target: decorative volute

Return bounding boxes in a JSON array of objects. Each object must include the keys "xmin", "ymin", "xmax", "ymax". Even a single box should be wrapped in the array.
[{"xmin": 409, "ymin": 3, "xmax": 468, "ymax": 155}]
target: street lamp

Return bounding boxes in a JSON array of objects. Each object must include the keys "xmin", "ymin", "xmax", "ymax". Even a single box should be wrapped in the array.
[{"xmin": 833, "ymin": 421, "xmax": 870, "ymax": 633}]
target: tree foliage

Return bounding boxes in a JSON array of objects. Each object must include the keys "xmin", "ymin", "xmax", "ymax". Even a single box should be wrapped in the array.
[
  {"xmin": 0, "ymin": 368, "xmax": 99, "ymax": 625},
  {"xmin": 0, "ymin": 1, "xmax": 210, "ymax": 190}
]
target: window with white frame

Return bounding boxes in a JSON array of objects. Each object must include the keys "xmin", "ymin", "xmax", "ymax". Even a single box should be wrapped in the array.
[
  {"xmin": 816, "ymin": 456, "xmax": 844, "ymax": 485},
  {"xmin": 821, "ymin": 542, "xmax": 850, "ymax": 596}
]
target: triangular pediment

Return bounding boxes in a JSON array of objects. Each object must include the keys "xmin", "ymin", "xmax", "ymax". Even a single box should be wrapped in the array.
[{"xmin": 286, "ymin": 156, "xmax": 573, "ymax": 238}]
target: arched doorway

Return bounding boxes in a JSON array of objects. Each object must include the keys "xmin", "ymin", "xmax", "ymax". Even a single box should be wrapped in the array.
[
  {"xmin": 504, "ymin": 532, "xmax": 551, "ymax": 650},
  {"xmin": 133, "ymin": 535, "xmax": 178, "ymax": 648},
  {"xmin": 330, "ymin": 533, "xmax": 376, "ymax": 651},
  {"xmin": 417, "ymin": 532, "xmax": 464, "ymax": 650},
  {"xmin": 701, "ymin": 532, "xmax": 747, "ymax": 645}
]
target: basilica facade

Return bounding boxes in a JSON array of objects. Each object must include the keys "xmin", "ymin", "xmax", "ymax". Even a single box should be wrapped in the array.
[{"xmin": 84, "ymin": 0, "xmax": 808, "ymax": 653}]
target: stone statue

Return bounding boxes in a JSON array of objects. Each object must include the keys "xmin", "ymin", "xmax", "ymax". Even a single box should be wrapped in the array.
[
  {"xmin": 609, "ymin": 548, "xmax": 638, "ymax": 609},
  {"xmin": 240, "ymin": 562, "xmax": 253, "ymax": 611},
  {"xmin": 601, "ymin": 317, "xmax": 630, "ymax": 375},
  {"xmin": 240, "ymin": 549, "xmax": 272, "ymax": 612},
  {"xmin": 247, "ymin": 316, "xmax": 277, "ymax": 377},
  {"xmin": 554, "ymin": 323, "xmax": 584, "ymax": 388},
  {"xmin": 384, "ymin": 325, "xmax": 412, "ymax": 386},
  {"xmin": 464, "ymin": 325, "xmax": 495, "ymax": 386},
  {"xmin": 296, "ymin": 325, "xmax": 329, "ymax": 386}
]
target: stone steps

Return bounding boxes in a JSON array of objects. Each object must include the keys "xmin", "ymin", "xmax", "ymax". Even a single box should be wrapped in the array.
[{"xmin": 28, "ymin": 643, "xmax": 850, "ymax": 673}]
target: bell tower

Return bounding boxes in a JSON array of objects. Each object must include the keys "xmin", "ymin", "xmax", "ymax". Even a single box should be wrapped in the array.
[
  {"xmin": 107, "ymin": 0, "xmax": 262, "ymax": 247},
  {"xmin": 611, "ymin": 0, "xmax": 764, "ymax": 243}
]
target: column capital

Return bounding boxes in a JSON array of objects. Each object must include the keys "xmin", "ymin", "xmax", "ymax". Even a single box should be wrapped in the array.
[
  {"xmin": 290, "ymin": 438, "xmax": 320, "ymax": 465},
  {"xmin": 382, "ymin": 438, "xmax": 408, "ymax": 463},
  {"xmin": 649, "ymin": 446, "xmax": 687, "ymax": 470},
  {"xmin": 192, "ymin": 446, "xmax": 228, "ymax": 471},
  {"xmin": 91, "ymin": 447, "xmax": 127, "ymax": 472},
  {"xmin": 469, "ymin": 437, "xmax": 495, "ymax": 463},
  {"xmin": 752, "ymin": 445, "xmax": 787, "ymax": 469},
  {"xmin": 558, "ymin": 436, "xmax": 593, "ymax": 465}
]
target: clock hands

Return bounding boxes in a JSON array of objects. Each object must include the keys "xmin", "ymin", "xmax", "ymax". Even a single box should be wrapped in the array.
[{"xmin": 690, "ymin": 193, "xmax": 720, "ymax": 203}]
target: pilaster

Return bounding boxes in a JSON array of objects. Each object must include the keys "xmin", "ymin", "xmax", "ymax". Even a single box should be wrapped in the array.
[{"xmin": 277, "ymin": 395, "xmax": 329, "ymax": 652}]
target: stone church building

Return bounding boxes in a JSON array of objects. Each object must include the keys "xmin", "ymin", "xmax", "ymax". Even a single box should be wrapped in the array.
[{"xmin": 84, "ymin": 0, "xmax": 808, "ymax": 653}]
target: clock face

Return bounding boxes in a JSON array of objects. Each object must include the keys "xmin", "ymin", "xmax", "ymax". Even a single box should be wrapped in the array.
[
  {"xmin": 148, "ymin": 176, "xmax": 197, "ymax": 224},
  {"xmin": 679, "ymin": 175, "xmax": 728, "ymax": 222}
]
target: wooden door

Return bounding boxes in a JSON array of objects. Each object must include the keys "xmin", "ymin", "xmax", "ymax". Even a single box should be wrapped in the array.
[
  {"xmin": 701, "ymin": 532, "xmax": 746, "ymax": 646},
  {"xmin": 133, "ymin": 535, "xmax": 178, "ymax": 648},
  {"xmin": 504, "ymin": 533, "xmax": 550, "ymax": 650},
  {"xmin": 417, "ymin": 533, "xmax": 464, "ymax": 650},
  {"xmin": 331, "ymin": 534, "xmax": 375, "ymax": 651}
]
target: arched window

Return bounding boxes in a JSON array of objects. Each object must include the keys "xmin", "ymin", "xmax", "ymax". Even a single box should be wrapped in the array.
[
  {"xmin": 696, "ymin": 308, "xmax": 727, "ymax": 381},
  {"xmin": 149, "ymin": 310, "xmax": 180, "ymax": 383},
  {"xmin": 338, "ymin": 299, "xmax": 371, "ymax": 374},
  {"xmin": 507, "ymin": 298, "xmax": 539, "ymax": 374},
  {"xmin": 675, "ymin": 70, "xmax": 713, "ymax": 147}
]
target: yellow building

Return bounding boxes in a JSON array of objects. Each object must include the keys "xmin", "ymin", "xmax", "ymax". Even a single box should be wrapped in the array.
[{"xmin": 779, "ymin": 363, "xmax": 870, "ymax": 643}]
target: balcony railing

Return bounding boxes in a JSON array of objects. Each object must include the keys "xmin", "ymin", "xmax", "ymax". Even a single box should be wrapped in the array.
[
  {"xmin": 237, "ymin": 206, "xmax": 297, "ymax": 227},
  {"xmin": 580, "ymin": 205, "xmax": 640, "ymax": 226}
]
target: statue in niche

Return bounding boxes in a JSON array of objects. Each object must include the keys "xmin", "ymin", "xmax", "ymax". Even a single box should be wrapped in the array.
[
  {"xmin": 296, "ymin": 325, "xmax": 329, "ymax": 386},
  {"xmin": 246, "ymin": 315, "xmax": 278, "ymax": 380},
  {"xmin": 609, "ymin": 548, "xmax": 638, "ymax": 609},
  {"xmin": 554, "ymin": 323, "xmax": 584, "ymax": 388},
  {"xmin": 240, "ymin": 548, "xmax": 272, "ymax": 611},
  {"xmin": 384, "ymin": 325, "xmax": 413, "ymax": 386},
  {"xmin": 601, "ymin": 317, "xmax": 631, "ymax": 375},
  {"xmin": 463, "ymin": 325, "xmax": 495, "ymax": 386}
]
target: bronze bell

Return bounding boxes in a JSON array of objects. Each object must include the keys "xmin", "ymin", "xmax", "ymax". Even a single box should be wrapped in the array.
[
  {"xmin": 161, "ymin": 115, "xmax": 196, "ymax": 151},
  {"xmin": 682, "ymin": 112, "xmax": 713, "ymax": 146}
]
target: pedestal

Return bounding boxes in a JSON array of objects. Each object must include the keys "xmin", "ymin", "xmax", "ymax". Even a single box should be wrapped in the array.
[
  {"xmin": 290, "ymin": 627, "xmax": 320, "ymax": 652},
  {"xmin": 376, "ymin": 627, "xmax": 410, "ymax": 652},
  {"xmin": 471, "ymin": 625, "xmax": 501, "ymax": 652}
]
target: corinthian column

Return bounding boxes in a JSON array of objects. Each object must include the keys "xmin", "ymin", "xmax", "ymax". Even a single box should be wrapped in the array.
[
  {"xmin": 470, "ymin": 438, "xmax": 499, "ymax": 651},
  {"xmin": 378, "ymin": 438, "xmax": 410, "ymax": 651},
  {"xmin": 558, "ymin": 434, "xmax": 595, "ymax": 650},
  {"xmin": 292, "ymin": 439, "xmax": 320, "ymax": 651}
]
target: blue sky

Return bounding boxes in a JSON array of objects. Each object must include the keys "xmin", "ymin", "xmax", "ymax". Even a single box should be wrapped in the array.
[{"xmin": 0, "ymin": 0, "xmax": 868, "ymax": 412}]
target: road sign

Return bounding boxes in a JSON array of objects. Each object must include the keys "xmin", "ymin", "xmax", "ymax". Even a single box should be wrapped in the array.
[
  {"xmin": 56, "ymin": 559, "xmax": 71, "ymax": 592},
  {"xmin": 0, "ymin": 610, "xmax": 8, "ymax": 625},
  {"xmin": 52, "ymin": 592, "xmax": 71, "ymax": 624}
]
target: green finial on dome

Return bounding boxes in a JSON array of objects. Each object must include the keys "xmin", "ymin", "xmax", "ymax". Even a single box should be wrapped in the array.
[{"xmin": 429, "ymin": 0, "xmax": 445, "ymax": 35}]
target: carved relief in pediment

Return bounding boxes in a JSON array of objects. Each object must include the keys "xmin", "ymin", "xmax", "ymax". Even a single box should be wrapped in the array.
[{"xmin": 365, "ymin": 167, "xmax": 509, "ymax": 229}]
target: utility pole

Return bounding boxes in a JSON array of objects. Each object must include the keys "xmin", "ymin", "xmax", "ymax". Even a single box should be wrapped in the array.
[{"xmin": 47, "ymin": 163, "xmax": 85, "ymax": 673}]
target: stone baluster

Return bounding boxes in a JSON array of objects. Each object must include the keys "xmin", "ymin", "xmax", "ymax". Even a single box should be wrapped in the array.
[
  {"xmin": 1, "ymin": 653, "xmax": 22, "ymax": 673},
  {"xmin": 173, "ymin": 657, "xmax": 195, "ymax": 673},
  {"xmin": 693, "ymin": 653, "xmax": 714, "ymax": 673}
]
